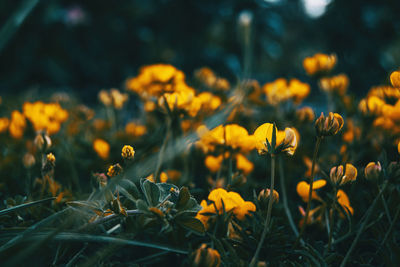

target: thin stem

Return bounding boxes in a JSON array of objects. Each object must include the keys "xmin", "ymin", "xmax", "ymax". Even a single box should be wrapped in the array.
[
  {"xmin": 327, "ymin": 188, "xmax": 337, "ymax": 252},
  {"xmin": 376, "ymin": 205, "xmax": 400, "ymax": 255},
  {"xmin": 250, "ymin": 155, "xmax": 275, "ymax": 266},
  {"xmin": 296, "ymin": 137, "xmax": 322, "ymax": 245},
  {"xmin": 278, "ymin": 156, "xmax": 300, "ymax": 239},
  {"xmin": 381, "ymin": 194, "xmax": 392, "ymax": 223},
  {"xmin": 154, "ymin": 118, "xmax": 171, "ymax": 183},
  {"xmin": 340, "ymin": 181, "xmax": 388, "ymax": 267}
]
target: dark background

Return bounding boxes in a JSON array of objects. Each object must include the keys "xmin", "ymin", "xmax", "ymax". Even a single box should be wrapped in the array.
[{"xmin": 1, "ymin": 0, "xmax": 399, "ymax": 102}]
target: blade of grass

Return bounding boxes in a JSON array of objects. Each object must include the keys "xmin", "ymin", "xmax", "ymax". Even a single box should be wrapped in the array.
[{"xmin": 0, "ymin": 197, "xmax": 55, "ymax": 216}]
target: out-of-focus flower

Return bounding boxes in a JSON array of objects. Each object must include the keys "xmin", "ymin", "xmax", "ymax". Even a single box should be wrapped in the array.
[
  {"xmin": 319, "ymin": 74, "xmax": 349, "ymax": 96},
  {"xmin": 303, "ymin": 53, "xmax": 336, "ymax": 76},
  {"xmin": 197, "ymin": 92, "xmax": 222, "ymax": 113},
  {"xmin": 303, "ymin": 156, "xmax": 320, "ymax": 178},
  {"xmin": 34, "ymin": 132, "xmax": 52, "ymax": 152},
  {"xmin": 93, "ymin": 138, "xmax": 110, "ymax": 160},
  {"xmin": 190, "ymin": 244, "xmax": 221, "ymax": 267},
  {"xmin": 125, "ymin": 122, "xmax": 146, "ymax": 137},
  {"xmin": 315, "ymin": 112, "xmax": 344, "ymax": 137},
  {"xmin": 296, "ymin": 106, "xmax": 315, "ymax": 122},
  {"xmin": 194, "ymin": 67, "xmax": 230, "ymax": 91},
  {"xmin": 121, "ymin": 145, "xmax": 135, "ymax": 160},
  {"xmin": 330, "ymin": 163, "xmax": 357, "ymax": 186},
  {"xmin": 390, "ymin": 70, "xmax": 400, "ymax": 88},
  {"xmin": 107, "ymin": 163, "xmax": 123, "ymax": 178},
  {"xmin": 235, "ymin": 153, "xmax": 254, "ymax": 175},
  {"xmin": 253, "ymin": 123, "xmax": 297, "ymax": 155},
  {"xmin": 258, "ymin": 188, "xmax": 279, "ymax": 208},
  {"xmin": 9, "ymin": 110, "xmax": 26, "ymax": 139},
  {"xmin": 398, "ymin": 141, "xmax": 400, "ymax": 154},
  {"xmin": 196, "ymin": 188, "xmax": 256, "ymax": 228},
  {"xmin": 337, "ymin": 189, "xmax": 354, "ymax": 216},
  {"xmin": 22, "ymin": 153, "xmax": 36, "ymax": 168},
  {"xmin": 23, "ymin": 101, "xmax": 68, "ymax": 135},
  {"xmin": 342, "ymin": 119, "xmax": 361, "ymax": 143},
  {"xmin": 296, "ymin": 180, "xmax": 326, "ymax": 202},
  {"xmin": 98, "ymin": 89, "xmax": 129, "ymax": 110},
  {"xmin": 205, "ymin": 155, "xmax": 223, "ymax": 173},
  {"xmin": 0, "ymin": 117, "xmax": 9, "ymax": 133},
  {"xmin": 364, "ymin": 162, "xmax": 382, "ymax": 181},
  {"xmin": 262, "ymin": 78, "xmax": 310, "ymax": 105},
  {"xmin": 146, "ymin": 172, "xmax": 168, "ymax": 183}
]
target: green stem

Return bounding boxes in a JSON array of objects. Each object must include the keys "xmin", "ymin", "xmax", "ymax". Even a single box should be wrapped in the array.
[
  {"xmin": 340, "ymin": 181, "xmax": 388, "ymax": 267},
  {"xmin": 327, "ymin": 188, "xmax": 337, "ymax": 252},
  {"xmin": 250, "ymin": 155, "xmax": 275, "ymax": 266},
  {"xmin": 296, "ymin": 137, "xmax": 322, "ymax": 245},
  {"xmin": 278, "ymin": 156, "xmax": 300, "ymax": 239},
  {"xmin": 154, "ymin": 117, "xmax": 171, "ymax": 183}
]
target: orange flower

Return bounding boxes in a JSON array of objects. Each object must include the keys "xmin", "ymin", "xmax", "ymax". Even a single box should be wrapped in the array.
[
  {"xmin": 9, "ymin": 110, "xmax": 26, "ymax": 139},
  {"xmin": 262, "ymin": 78, "xmax": 310, "ymax": 105},
  {"xmin": 303, "ymin": 53, "xmax": 336, "ymax": 76},
  {"xmin": 390, "ymin": 70, "xmax": 400, "ymax": 88},
  {"xmin": 330, "ymin": 163, "xmax": 358, "ymax": 185},
  {"xmin": 0, "ymin": 117, "xmax": 9, "ymax": 133},
  {"xmin": 337, "ymin": 189, "xmax": 354, "ymax": 216},
  {"xmin": 296, "ymin": 180, "xmax": 327, "ymax": 202},
  {"xmin": 253, "ymin": 123, "xmax": 297, "ymax": 155},
  {"xmin": 205, "ymin": 155, "xmax": 223, "ymax": 173},
  {"xmin": 93, "ymin": 138, "xmax": 110, "ymax": 160},
  {"xmin": 235, "ymin": 153, "xmax": 254, "ymax": 175},
  {"xmin": 319, "ymin": 74, "xmax": 349, "ymax": 95},
  {"xmin": 315, "ymin": 112, "xmax": 344, "ymax": 137}
]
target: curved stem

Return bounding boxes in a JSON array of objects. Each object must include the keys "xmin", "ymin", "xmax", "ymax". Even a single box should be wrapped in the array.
[
  {"xmin": 250, "ymin": 155, "xmax": 275, "ymax": 266},
  {"xmin": 296, "ymin": 137, "xmax": 322, "ymax": 246}
]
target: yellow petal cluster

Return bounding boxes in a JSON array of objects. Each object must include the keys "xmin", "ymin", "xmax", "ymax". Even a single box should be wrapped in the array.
[
  {"xmin": 196, "ymin": 124, "xmax": 255, "ymax": 153},
  {"xmin": 98, "ymin": 89, "xmax": 129, "ymax": 109},
  {"xmin": 0, "ymin": 117, "xmax": 10, "ymax": 133},
  {"xmin": 253, "ymin": 123, "xmax": 298, "ymax": 155},
  {"xmin": 9, "ymin": 110, "xmax": 26, "ymax": 139},
  {"xmin": 303, "ymin": 53, "xmax": 337, "ymax": 76},
  {"xmin": 194, "ymin": 67, "xmax": 230, "ymax": 91},
  {"xmin": 125, "ymin": 122, "xmax": 147, "ymax": 137},
  {"xmin": 22, "ymin": 101, "xmax": 68, "ymax": 135},
  {"xmin": 330, "ymin": 163, "xmax": 358, "ymax": 185},
  {"xmin": 196, "ymin": 188, "xmax": 256, "ymax": 229},
  {"xmin": 390, "ymin": 70, "xmax": 400, "ymax": 88},
  {"xmin": 262, "ymin": 78, "xmax": 310, "ymax": 105},
  {"xmin": 296, "ymin": 180, "xmax": 326, "ymax": 202},
  {"xmin": 319, "ymin": 74, "xmax": 349, "ymax": 95}
]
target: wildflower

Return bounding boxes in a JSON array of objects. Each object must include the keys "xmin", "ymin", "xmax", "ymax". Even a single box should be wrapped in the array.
[
  {"xmin": 296, "ymin": 106, "xmax": 315, "ymax": 122},
  {"xmin": 303, "ymin": 53, "xmax": 336, "ymax": 76},
  {"xmin": 121, "ymin": 145, "xmax": 135, "ymax": 160},
  {"xmin": 205, "ymin": 155, "xmax": 223, "ymax": 173},
  {"xmin": 258, "ymin": 188, "xmax": 279, "ymax": 208},
  {"xmin": 296, "ymin": 180, "xmax": 326, "ymax": 202},
  {"xmin": 190, "ymin": 244, "xmax": 221, "ymax": 267},
  {"xmin": 22, "ymin": 153, "xmax": 36, "ymax": 168},
  {"xmin": 329, "ymin": 163, "xmax": 357, "ymax": 186},
  {"xmin": 235, "ymin": 153, "xmax": 254, "ymax": 175},
  {"xmin": 253, "ymin": 123, "xmax": 297, "ymax": 155},
  {"xmin": 390, "ymin": 70, "xmax": 400, "ymax": 88},
  {"xmin": 315, "ymin": 112, "xmax": 344, "ymax": 137},
  {"xmin": 9, "ymin": 110, "xmax": 26, "ymax": 139},
  {"xmin": 196, "ymin": 188, "xmax": 256, "ymax": 228},
  {"xmin": 342, "ymin": 119, "xmax": 361, "ymax": 143},
  {"xmin": 107, "ymin": 163, "xmax": 123, "ymax": 178},
  {"xmin": 262, "ymin": 78, "xmax": 310, "ymax": 105},
  {"xmin": 398, "ymin": 141, "xmax": 400, "ymax": 154},
  {"xmin": 46, "ymin": 153, "xmax": 56, "ymax": 165},
  {"xmin": 194, "ymin": 67, "xmax": 230, "ymax": 91},
  {"xmin": 93, "ymin": 139, "xmax": 110, "ymax": 160},
  {"xmin": 125, "ymin": 122, "xmax": 146, "ymax": 137},
  {"xmin": 110, "ymin": 89, "xmax": 129, "ymax": 109},
  {"xmin": 364, "ymin": 162, "xmax": 382, "ymax": 180},
  {"xmin": 0, "ymin": 117, "xmax": 9, "ymax": 133},
  {"xmin": 336, "ymin": 189, "xmax": 354, "ymax": 216},
  {"xmin": 319, "ymin": 74, "xmax": 349, "ymax": 96},
  {"xmin": 34, "ymin": 132, "xmax": 52, "ymax": 152}
]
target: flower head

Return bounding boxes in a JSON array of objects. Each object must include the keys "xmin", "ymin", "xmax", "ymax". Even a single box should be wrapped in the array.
[
  {"xmin": 364, "ymin": 162, "xmax": 382, "ymax": 181},
  {"xmin": 390, "ymin": 70, "xmax": 400, "ymax": 88},
  {"xmin": 107, "ymin": 163, "xmax": 123, "ymax": 178},
  {"xmin": 93, "ymin": 139, "xmax": 110, "ymax": 160},
  {"xmin": 330, "ymin": 163, "xmax": 357, "ymax": 186},
  {"xmin": 190, "ymin": 244, "xmax": 221, "ymax": 267},
  {"xmin": 253, "ymin": 123, "xmax": 297, "ymax": 155},
  {"xmin": 121, "ymin": 145, "xmax": 135, "ymax": 160},
  {"xmin": 303, "ymin": 53, "xmax": 337, "ymax": 76},
  {"xmin": 315, "ymin": 112, "xmax": 344, "ymax": 137}
]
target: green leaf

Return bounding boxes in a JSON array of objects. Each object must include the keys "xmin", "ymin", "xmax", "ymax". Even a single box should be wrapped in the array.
[
  {"xmin": 117, "ymin": 186, "xmax": 137, "ymax": 203},
  {"xmin": 176, "ymin": 216, "xmax": 205, "ymax": 235},
  {"xmin": 67, "ymin": 201, "xmax": 104, "ymax": 215},
  {"xmin": 140, "ymin": 178, "xmax": 160, "ymax": 207},
  {"xmin": 0, "ymin": 197, "xmax": 55, "ymax": 217},
  {"xmin": 118, "ymin": 179, "xmax": 140, "ymax": 200},
  {"xmin": 136, "ymin": 199, "xmax": 149, "ymax": 213},
  {"xmin": 176, "ymin": 187, "xmax": 190, "ymax": 209},
  {"xmin": 182, "ymin": 197, "xmax": 202, "ymax": 212},
  {"xmin": 157, "ymin": 183, "xmax": 179, "ymax": 201}
]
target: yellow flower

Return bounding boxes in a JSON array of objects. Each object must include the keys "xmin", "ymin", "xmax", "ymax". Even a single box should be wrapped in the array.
[
  {"xmin": 364, "ymin": 162, "xmax": 381, "ymax": 180},
  {"xmin": 262, "ymin": 78, "xmax": 310, "ymax": 105},
  {"xmin": 107, "ymin": 163, "xmax": 123, "ymax": 177},
  {"xmin": 93, "ymin": 138, "xmax": 110, "ymax": 160},
  {"xmin": 296, "ymin": 180, "xmax": 327, "ymax": 202},
  {"xmin": 205, "ymin": 155, "xmax": 223, "ymax": 173},
  {"xmin": 191, "ymin": 244, "xmax": 221, "ymax": 267},
  {"xmin": 398, "ymin": 141, "xmax": 400, "ymax": 154},
  {"xmin": 303, "ymin": 53, "xmax": 337, "ymax": 76},
  {"xmin": 46, "ymin": 153, "xmax": 56, "ymax": 164},
  {"xmin": 9, "ymin": 110, "xmax": 26, "ymax": 139},
  {"xmin": 0, "ymin": 117, "xmax": 9, "ymax": 133},
  {"xmin": 330, "ymin": 163, "xmax": 358, "ymax": 185},
  {"xmin": 121, "ymin": 145, "xmax": 135, "ymax": 160},
  {"xmin": 235, "ymin": 153, "xmax": 254, "ymax": 175},
  {"xmin": 253, "ymin": 123, "xmax": 297, "ymax": 155},
  {"xmin": 390, "ymin": 70, "xmax": 400, "ymax": 88},
  {"xmin": 319, "ymin": 74, "xmax": 349, "ymax": 96},
  {"xmin": 146, "ymin": 172, "xmax": 168, "ymax": 183},
  {"xmin": 125, "ymin": 122, "xmax": 147, "ymax": 137},
  {"xmin": 296, "ymin": 106, "xmax": 315, "ymax": 122},
  {"xmin": 337, "ymin": 189, "xmax": 354, "ymax": 216},
  {"xmin": 196, "ymin": 188, "xmax": 256, "ymax": 228},
  {"xmin": 315, "ymin": 112, "xmax": 344, "ymax": 137}
]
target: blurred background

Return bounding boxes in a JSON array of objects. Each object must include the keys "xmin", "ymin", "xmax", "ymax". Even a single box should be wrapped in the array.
[{"xmin": 1, "ymin": 0, "xmax": 400, "ymax": 102}]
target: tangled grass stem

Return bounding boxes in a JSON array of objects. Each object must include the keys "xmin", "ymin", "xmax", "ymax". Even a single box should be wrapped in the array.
[
  {"xmin": 296, "ymin": 136, "xmax": 322, "ymax": 246},
  {"xmin": 250, "ymin": 154, "xmax": 276, "ymax": 266}
]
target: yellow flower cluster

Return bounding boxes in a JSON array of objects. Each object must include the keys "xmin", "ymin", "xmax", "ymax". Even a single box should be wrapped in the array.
[
  {"xmin": 262, "ymin": 78, "xmax": 310, "ymax": 105},
  {"xmin": 22, "ymin": 101, "xmax": 68, "ymax": 135},
  {"xmin": 9, "ymin": 111, "xmax": 26, "ymax": 139},
  {"xmin": 204, "ymin": 153, "xmax": 254, "ymax": 175},
  {"xmin": 303, "ymin": 53, "xmax": 337, "ymax": 76},
  {"xmin": 196, "ymin": 188, "xmax": 256, "ymax": 229},
  {"xmin": 0, "ymin": 117, "xmax": 10, "ymax": 133},
  {"xmin": 121, "ymin": 145, "xmax": 135, "ymax": 160},
  {"xmin": 125, "ymin": 122, "xmax": 147, "ymax": 137},
  {"xmin": 98, "ymin": 89, "xmax": 129, "ymax": 109},
  {"xmin": 319, "ymin": 74, "xmax": 349, "ymax": 96},
  {"xmin": 359, "ymin": 83, "xmax": 400, "ymax": 133},
  {"xmin": 196, "ymin": 124, "xmax": 255, "ymax": 153}
]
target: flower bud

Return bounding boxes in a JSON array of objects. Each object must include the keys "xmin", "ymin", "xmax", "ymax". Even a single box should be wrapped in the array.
[
  {"xmin": 190, "ymin": 244, "xmax": 221, "ymax": 267},
  {"xmin": 22, "ymin": 153, "xmax": 36, "ymax": 168},
  {"xmin": 107, "ymin": 163, "xmax": 123, "ymax": 178},
  {"xmin": 296, "ymin": 106, "xmax": 315, "ymax": 122},
  {"xmin": 258, "ymin": 188, "xmax": 279, "ymax": 208},
  {"xmin": 121, "ymin": 145, "xmax": 135, "ymax": 160},
  {"xmin": 330, "ymin": 163, "xmax": 357, "ymax": 186},
  {"xmin": 34, "ymin": 132, "xmax": 52, "ymax": 152},
  {"xmin": 364, "ymin": 162, "xmax": 381, "ymax": 181},
  {"xmin": 390, "ymin": 70, "xmax": 400, "ymax": 88},
  {"xmin": 315, "ymin": 112, "xmax": 344, "ymax": 137}
]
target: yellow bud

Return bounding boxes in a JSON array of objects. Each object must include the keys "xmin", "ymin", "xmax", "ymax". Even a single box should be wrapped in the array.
[
  {"xmin": 315, "ymin": 112, "xmax": 344, "ymax": 137},
  {"xmin": 107, "ymin": 163, "xmax": 123, "ymax": 178},
  {"xmin": 121, "ymin": 145, "xmax": 135, "ymax": 160},
  {"xmin": 364, "ymin": 162, "xmax": 381, "ymax": 181}
]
